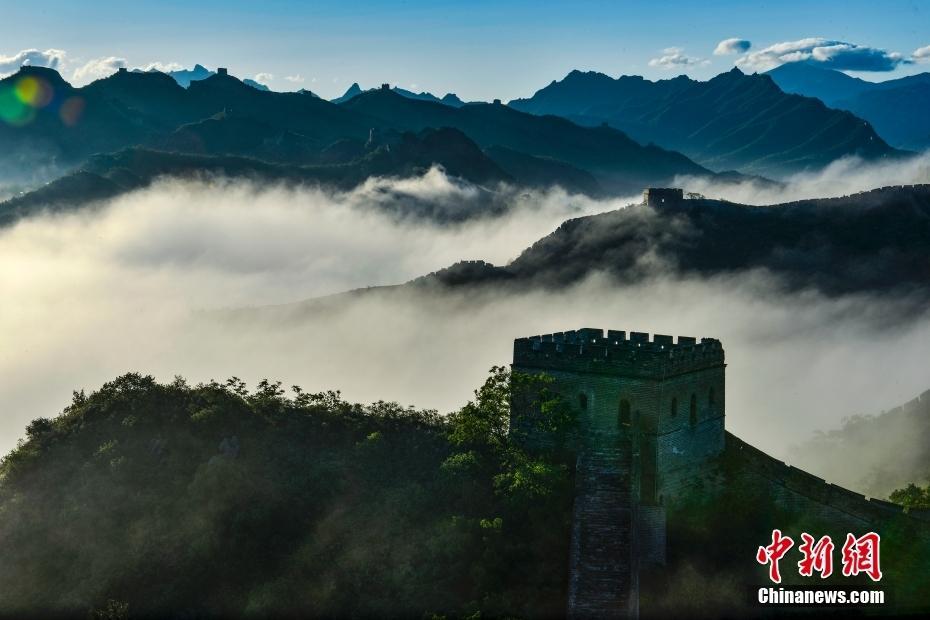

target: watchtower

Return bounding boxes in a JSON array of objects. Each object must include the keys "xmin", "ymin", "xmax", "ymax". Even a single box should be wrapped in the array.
[
  {"xmin": 643, "ymin": 187, "xmax": 683, "ymax": 207},
  {"xmin": 512, "ymin": 328, "xmax": 726, "ymax": 618},
  {"xmin": 217, "ymin": 67, "xmax": 228, "ymax": 76}
]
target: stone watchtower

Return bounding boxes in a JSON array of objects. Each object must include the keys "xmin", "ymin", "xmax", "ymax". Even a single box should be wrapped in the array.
[
  {"xmin": 512, "ymin": 328, "xmax": 726, "ymax": 618},
  {"xmin": 643, "ymin": 187, "xmax": 683, "ymax": 207}
]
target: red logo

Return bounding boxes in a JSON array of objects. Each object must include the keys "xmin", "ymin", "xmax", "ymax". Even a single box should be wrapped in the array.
[
  {"xmin": 756, "ymin": 529, "xmax": 794, "ymax": 583},
  {"xmin": 758, "ymin": 530, "xmax": 881, "ymax": 583}
]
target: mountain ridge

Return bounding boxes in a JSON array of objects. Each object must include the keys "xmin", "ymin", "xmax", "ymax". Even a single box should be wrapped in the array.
[{"xmin": 509, "ymin": 67, "xmax": 904, "ymax": 177}]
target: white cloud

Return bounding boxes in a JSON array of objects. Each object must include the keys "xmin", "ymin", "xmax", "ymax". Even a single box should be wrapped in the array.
[
  {"xmin": 284, "ymin": 74, "xmax": 305, "ymax": 83},
  {"xmin": 71, "ymin": 56, "xmax": 127, "ymax": 85},
  {"xmin": 737, "ymin": 37, "xmax": 910, "ymax": 72},
  {"xmin": 254, "ymin": 72, "xmax": 274, "ymax": 84},
  {"xmin": 648, "ymin": 47, "xmax": 709, "ymax": 70},
  {"xmin": 914, "ymin": 44, "xmax": 930, "ymax": 62},
  {"xmin": 0, "ymin": 48, "xmax": 67, "ymax": 76},
  {"xmin": 714, "ymin": 38, "xmax": 751, "ymax": 56}
]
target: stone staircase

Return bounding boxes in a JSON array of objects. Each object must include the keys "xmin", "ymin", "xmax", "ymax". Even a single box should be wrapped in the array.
[{"xmin": 567, "ymin": 438, "xmax": 636, "ymax": 619}]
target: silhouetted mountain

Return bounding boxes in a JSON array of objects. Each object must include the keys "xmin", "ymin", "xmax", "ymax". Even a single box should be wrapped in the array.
[
  {"xmin": 331, "ymin": 82, "xmax": 364, "ymax": 104},
  {"xmin": 483, "ymin": 145, "xmax": 601, "ymax": 196},
  {"xmin": 765, "ymin": 62, "xmax": 873, "ymax": 104},
  {"xmin": 331, "ymin": 82, "xmax": 466, "ymax": 107},
  {"xmin": 509, "ymin": 67, "xmax": 903, "ymax": 177},
  {"xmin": 163, "ymin": 63, "xmax": 214, "ymax": 87},
  {"xmin": 0, "ymin": 65, "xmax": 756, "ymax": 203},
  {"xmin": 0, "ymin": 66, "xmax": 374, "ymax": 175},
  {"xmin": 408, "ymin": 185, "xmax": 930, "ymax": 297},
  {"xmin": 767, "ymin": 63, "xmax": 930, "ymax": 151},
  {"xmin": 440, "ymin": 93, "xmax": 466, "ymax": 107},
  {"xmin": 243, "ymin": 78, "xmax": 270, "ymax": 91},
  {"xmin": 341, "ymin": 88, "xmax": 716, "ymax": 193},
  {"xmin": 0, "ymin": 66, "xmax": 161, "ymax": 183},
  {"xmin": 0, "ymin": 127, "xmax": 528, "ymax": 223}
]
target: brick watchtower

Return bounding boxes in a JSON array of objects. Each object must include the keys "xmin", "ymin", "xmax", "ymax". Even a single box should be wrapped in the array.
[{"xmin": 512, "ymin": 328, "xmax": 726, "ymax": 618}]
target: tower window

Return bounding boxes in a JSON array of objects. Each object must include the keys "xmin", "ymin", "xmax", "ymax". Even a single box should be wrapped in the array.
[
  {"xmin": 689, "ymin": 394, "xmax": 697, "ymax": 426},
  {"xmin": 619, "ymin": 399, "xmax": 631, "ymax": 426},
  {"xmin": 670, "ymin": 397, "xmax": 678, "ymax": 417},
  {"xmin": 579, "ymin": 393, "xmax": 588, "ymax": 410}
]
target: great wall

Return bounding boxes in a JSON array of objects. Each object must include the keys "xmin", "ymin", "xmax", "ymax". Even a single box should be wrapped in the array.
[{"xmin": 510, "ymin": 327, "xmax": 929, "ymax": 619}]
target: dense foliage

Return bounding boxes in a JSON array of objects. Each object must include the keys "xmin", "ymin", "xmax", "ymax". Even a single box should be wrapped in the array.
[{"xmin": 0, "ymin": 368, "xmax": 576, "ymax": 618}]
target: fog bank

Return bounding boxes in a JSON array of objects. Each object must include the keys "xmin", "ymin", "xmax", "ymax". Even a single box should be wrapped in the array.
[{"xmin": 2, "ymin": 169, "xmax": 929, "ymax": 496}]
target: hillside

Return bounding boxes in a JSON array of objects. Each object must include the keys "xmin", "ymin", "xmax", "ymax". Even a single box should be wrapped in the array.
[
  {"xmin": 406, "ymin": 185, "xmax": 930, "ymax": 297},
  {"xmin": 0, "ymin": 127, "xmax": 537, "ymax": 225},
  {"xmin": 0, "ymin": 370, "xmax": 575, "ymax": 617},
  {"xmin": 767, "ymin": 63, "xmax": 930, "ymax": 150},
  {"xmin": 508, "ymin": 67, "xmax": 903, "ymax": 177},
  {"xmin": 789, "ymin": 389, "xmax": 930, "ymax": 498},
  {"xmin": 341, "ymin": 88, "xmax": 715, "ymax": 193},
  {"xmin": 3, "ymin": 371, "xmax": 928, "ymax": 616}
]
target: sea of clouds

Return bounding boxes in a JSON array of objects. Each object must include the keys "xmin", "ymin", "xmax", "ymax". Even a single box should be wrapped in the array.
[{"xmin": 2, "ymin": 153, "xmax": 929, "ymax": 494}]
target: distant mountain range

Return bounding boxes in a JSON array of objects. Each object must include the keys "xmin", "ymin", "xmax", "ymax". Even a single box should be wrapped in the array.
[
  {"xmin": 766, "ymin": 62, "xmax": 930, "ymax": 151},
  {"xmin": 0, "ymin": 62, "xmax": 924, "ymax": 222},
  {"xmin": 509, "ymin": 67, "xmax": 904, "ymax": 177},
  {"xmin": 332, "ymin": 82, "xmax": 466, "ymax": 107},
  {"xmin": 0, "ymin": 65, "xmax": 750, "ymax": 221},
  {"xmin": 133, "ymin": 63, "xmax": 270, "ymax": 91}
]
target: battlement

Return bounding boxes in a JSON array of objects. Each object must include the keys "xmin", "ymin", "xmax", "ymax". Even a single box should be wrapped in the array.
[{"xmin": 514, "ymin": 327, "xmax": 724, "ymax": 378}]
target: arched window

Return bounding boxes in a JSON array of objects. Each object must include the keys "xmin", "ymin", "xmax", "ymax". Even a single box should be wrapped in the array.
[
  {"xmin": 689, "ymin": 393, "xmax": 697, "ymax": 426},
  {"xmin": 579, "ymin": 393, "xmax": 588, "ymax": 411},
  {"xmin": 619, "ymin": 399, "xmax": 631, "ymax": 426},
  {"xmin": 709, "ymin": 387, "xmax": 716, "ymax": 407},
  {"xmin": 670, "ymin": 397, "xmax": 678, "ymax": 417}
]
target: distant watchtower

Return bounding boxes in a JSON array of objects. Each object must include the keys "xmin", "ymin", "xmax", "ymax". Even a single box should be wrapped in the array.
[
  {"xmin": 217, "ymin": 67, "xmax": 228, "ymax": 76},
  {"xmin": 512, "ymin": 328, "xmax": 726, "ymax": 619},
  {"xmin": 643, "ymin": 187, "xmax": 683, "ymax": 207}
]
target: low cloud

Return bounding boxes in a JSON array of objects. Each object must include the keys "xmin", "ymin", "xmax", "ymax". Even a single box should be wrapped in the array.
[
  {"xmin": 648, "ymin": 47, "xmax": 709, "ymax": 70},
  {"xmin": 0, "ymin": 48, "xmax": 66, "ymax": 76},
  {"xmin": 714, "ymin": 38, "xmax": 751, "ymax": 55},
  {"xmin": 71, "ymin": 56, "xmax": 127, "ymax": 85},
  {"xmin": 2, "ymin": 160, "xmax": 930, "ymax": 494},
  {"xmin": 676, "ymin": 151, "xmax": 930, "ymax": 206},
  {"xmin": 254, "ymin": 72, "xmax": 274, "ymax": 84},
  {"xmin": 737, "ymin": 37, "xmax": 909, "ymax": 72},
  {"xmin": 284, "ymin": 74, "xmax": 305, "ymax": 83},
  {"xmin": 914, "ymin": 44, "xmax": 930, "ymax": 62}
]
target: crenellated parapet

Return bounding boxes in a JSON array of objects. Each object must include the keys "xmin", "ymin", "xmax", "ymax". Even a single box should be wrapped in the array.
[{"xmin": 514, "ymin": 327, "xmax": 724, "ymax": 379}]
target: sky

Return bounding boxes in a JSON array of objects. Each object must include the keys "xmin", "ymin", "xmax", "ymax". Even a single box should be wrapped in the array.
[{"xmin": 1, "ymin": 0, "xmax": 928, "ymax": 100}]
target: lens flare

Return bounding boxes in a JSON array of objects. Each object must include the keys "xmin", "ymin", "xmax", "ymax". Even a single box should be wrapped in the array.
[
  {"xmin": 59, "ymin": 96, "xmax": 85, "ymax": 127},
  {"xmin": 0, "ymin": 86, "xmax": 35, "ymax": 126},
  {"xmin": 14, "ymin": 76, "xmax": 54, "ymax": 109}
]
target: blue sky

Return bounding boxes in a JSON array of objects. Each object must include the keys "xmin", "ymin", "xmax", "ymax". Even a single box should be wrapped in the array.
[{"xmin": 1, "ymin": 0, "xmax": 928, "ymax": 100}]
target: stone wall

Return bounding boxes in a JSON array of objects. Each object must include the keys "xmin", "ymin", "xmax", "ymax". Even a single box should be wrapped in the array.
[{"xmin": 726, "ymin": 432, "xmax": 930, "ymax": 526}]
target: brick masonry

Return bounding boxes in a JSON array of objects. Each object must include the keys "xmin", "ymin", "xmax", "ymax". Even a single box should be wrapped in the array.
[{"xmin": 511, "ymin": 327, "xmax": 928, "ymax": 619}]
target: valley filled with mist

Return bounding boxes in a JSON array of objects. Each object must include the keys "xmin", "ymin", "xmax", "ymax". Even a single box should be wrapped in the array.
[
  {"xmin": 3, "ymin": 153, "xmax": 930, "ymax": 496},
  {"xmin": 3, "ymin": 38, "xmax": 930, "ymax": 615}
]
